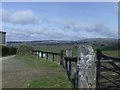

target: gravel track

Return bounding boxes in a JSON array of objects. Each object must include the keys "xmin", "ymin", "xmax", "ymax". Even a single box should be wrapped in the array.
[{"xmin": 2, "ymin": 56, "xmax": 60, "ymax": 88}]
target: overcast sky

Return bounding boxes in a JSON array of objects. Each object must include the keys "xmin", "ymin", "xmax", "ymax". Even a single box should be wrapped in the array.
[{"xmin": 1, "ymin": 2, "xmax": 118, "ymax": 41}]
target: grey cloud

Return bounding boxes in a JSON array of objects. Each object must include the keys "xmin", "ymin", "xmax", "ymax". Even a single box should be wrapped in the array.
[
  {"xmin": 1, "ymin": 9, "xmax": 39, "ymax": 25},
  {"xmin": 3, "ymin": 18, "xmax": 118, "ymax": 41},
  {"xmin": 67, "ymin": 21, "xmax": 118, "ymax": 38},
  {"xmin": 10, "ymin": 10, "xmax": 39, "ymax": 24},
  {"xmin": 86, "ymin": 23, "xmax": 118, "ymax": 38}
]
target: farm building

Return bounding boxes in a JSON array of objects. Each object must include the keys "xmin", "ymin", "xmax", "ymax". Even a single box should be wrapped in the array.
[{"xmin": 0, "ymin": 31, "xmax": 6, "ymax": 45}]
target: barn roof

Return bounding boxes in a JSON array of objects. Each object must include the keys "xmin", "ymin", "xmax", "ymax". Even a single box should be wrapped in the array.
[{"xmin": 0, "ymin": 31, "xmax": 6, "ymax": 33}]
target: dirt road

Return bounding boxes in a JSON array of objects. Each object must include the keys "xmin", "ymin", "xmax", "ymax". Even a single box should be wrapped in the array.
[{"xmin": 2, "ymin": 56, "xmax": 59, "ymax": 88}]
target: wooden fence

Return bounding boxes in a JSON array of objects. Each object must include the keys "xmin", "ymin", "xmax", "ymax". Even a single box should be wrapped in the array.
[
  {"xmin": 33, "ymin": 50, "xmax": 64, "ymax": 65},
  {"xmin": 64, "ymin": 47, "xmax": 120, "ymax": 89},
  {"xmin": 33, "ymin": 45, "xmax": 120, "ymax": 89},
  {"xmin": 96, "ymin": 49, "xmax": 120, "ymax": 89},
  {"xmin": 64, "ymin": 45, "xmax": 97, "ymax": 88}
]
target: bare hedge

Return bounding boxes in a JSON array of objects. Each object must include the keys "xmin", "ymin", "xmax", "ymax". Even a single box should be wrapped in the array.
[
  {"xmin": 16, "ymin": 45, "xmax": 34, "ymax": 55},
  {"xmin": 1, "ymin": 45, "xmax": 17, "ymax": 56}
]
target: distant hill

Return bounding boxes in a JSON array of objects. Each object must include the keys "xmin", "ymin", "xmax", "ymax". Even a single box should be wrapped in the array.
[
  {"xmin": 79, "ymin": 38, "xmax": 118, "ymax": 45},
  {"xmin": 7, "ymin": 38, "xmax": 119, "ymax": 47}
]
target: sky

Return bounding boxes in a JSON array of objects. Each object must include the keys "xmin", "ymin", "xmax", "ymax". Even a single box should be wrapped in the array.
[{"xmin": 0, "ymin": 2, "xmax": 118, "ymax": 41}]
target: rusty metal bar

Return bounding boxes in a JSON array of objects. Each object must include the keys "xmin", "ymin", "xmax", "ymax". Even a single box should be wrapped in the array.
[
  {"xmin": 96, "ymin": 49, "xmax": 120, "ymax": 89},
  {"xmin": 100, "ymin": 75, "xmax": 120, "ymax": 87},
  {"xmin": 64, "ymin": 57, "xmax": 77, "ymax": 63},
  {"xmin": 101, "ymin": 65, "xmax": 120, "ymax": 75}
]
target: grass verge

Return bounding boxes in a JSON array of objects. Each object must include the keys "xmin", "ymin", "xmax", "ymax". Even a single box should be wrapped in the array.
[
  {"xmin": 15, "ymin": 55, "xmax": 60, "ymax": 68},
  {"xmin": 102, "ymin": 50, "xmax": 120, "ymax": 58},
  {"xmin": 15, "ymin": 55, "xmax": 72, "ymax": 88},
  {"xmin": 27, "ymin": 72, "xmax": 72, "ymax": 88}
]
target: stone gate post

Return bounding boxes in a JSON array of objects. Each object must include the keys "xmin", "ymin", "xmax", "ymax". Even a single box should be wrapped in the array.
[{"xmin": 77, "ymin": 45, "xmax": 96, "ymax": 88}]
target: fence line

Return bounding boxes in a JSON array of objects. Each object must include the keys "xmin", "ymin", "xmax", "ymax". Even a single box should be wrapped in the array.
[
  {"xmin": 96, "ymin": 49, "xmax": 120, "ymax": 89},
  {"xmin": 64, "ymin": 45, "xmax": 96, "ymax": 88},
  {"xmin": 33, "ymin": 50, "xmax": 67, "ymax": 65},
  {"xmin": 33, "ymin": 46, "xmax": 120, "ymax": 89},
  {"xmin": 64, "ymin": 47, "xmax": 120, "ymax": 89}
]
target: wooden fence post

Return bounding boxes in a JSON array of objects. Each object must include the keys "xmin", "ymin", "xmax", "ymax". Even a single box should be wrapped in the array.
[
  {"xmin": 96, "ymin": 49, "xmax": 101, "ymax": 89},
  {"xmin": 66, "ymin": 49, "xmax": 72, "ymax": 80},
  {"xmin": 60, "ymin": 50, "xmax": 64, "ymax": 66},
  {"xmin": 38, "ymin": 52, "xmax": 40, "ymax": 57},
  {"xmin": 52, "ymin": 54, "xmax": 54, "ymax": 62},
  {"xmin": 36, "ymin": 52, "xmax": 38, "ymax": 57},
  {"xmin": 46, "ymin": 53, "xmax": 48, "ymax": 60},
  {"xmin": 39, "ymin": 52, "xmax": 41, "ymax": 58},
  {"xmin": 76, "ymin": 45, "xmax": 97, "ymax": 88},
  {"xmin": 41, "ymin": 52, "xmax": 43, "ymax": 58}
]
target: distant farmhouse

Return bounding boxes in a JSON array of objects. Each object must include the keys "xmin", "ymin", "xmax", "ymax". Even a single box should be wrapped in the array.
[{"xmin": 0, "ymin": 31, "xmax": 6, "ymax": 45}]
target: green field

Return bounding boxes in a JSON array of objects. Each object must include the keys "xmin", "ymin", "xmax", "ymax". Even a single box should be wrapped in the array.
[
  {"xmin": 15, "ymin": 55, "xmax": 72, "ymax": 88},
  {"xmin": 33, "ymin": 44, "xmax": 119, "ymax": 58},
  {"xmin": 22, "ymin": 44, "xmax": 119, "ymax": 88},
  {"xmin": 27, "ymin": 72, "xmax": 72, "ymax": 88},
  {"xmin": 33, "ymin": 44, "xmax": 77, "ymax": 53},
  {"xmin": 16, "ymin": 55, "xmax": 60, "ymax": 68},
  {"xmin": 102, "ymin": 50, "xmax": 120, "ymax": 58}
]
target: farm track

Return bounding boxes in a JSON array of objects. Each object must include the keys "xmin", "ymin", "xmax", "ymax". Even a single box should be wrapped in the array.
[
  {"xmin": 2, "ymin": 56, "xmax": 62, "ymax": 88},
  {"xmin": 1, "ymin": 55, "xmax": 16, "ymax": 61}
]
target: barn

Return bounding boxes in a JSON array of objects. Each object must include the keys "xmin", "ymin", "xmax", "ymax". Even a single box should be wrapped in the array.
[{"xmin": 0, "ymin": 31, "xmax": 6, "ymax": 45}]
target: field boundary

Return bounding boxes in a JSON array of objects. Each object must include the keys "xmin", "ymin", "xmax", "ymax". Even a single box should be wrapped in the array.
[{"xmin": 33, "ymin": 45, "xmax": 120, "ymax": 89}]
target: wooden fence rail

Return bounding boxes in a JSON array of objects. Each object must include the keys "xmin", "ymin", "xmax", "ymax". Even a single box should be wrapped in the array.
[
  {"xmin": 64, "ymin": 45, "xmax": 96, "ymax": 88},
  {"xmin": 33, "ymin": 45, "xmax": 120, "ymax": 89},
  {"xmin": 33, "ymin": 50, "xmax": 61, "ymax": 62},
  {"xmin": 96, "ymin": 49, "xmax": 120, "ymax": 90},
  {"xmin": 64, "ymin": 46, "xmax": 120, "ymax": 89}
]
